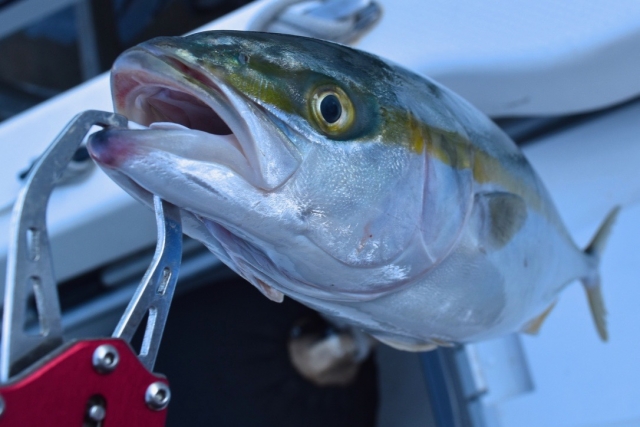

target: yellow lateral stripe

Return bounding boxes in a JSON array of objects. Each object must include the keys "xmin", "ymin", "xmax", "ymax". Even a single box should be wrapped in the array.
[
  {"xmin": 409, "ymin": 112, "xmax": 426, "ymax": 154},
  {"xmin": 424, "ymin": 126, "xmax": 544, "ymax": 212}
]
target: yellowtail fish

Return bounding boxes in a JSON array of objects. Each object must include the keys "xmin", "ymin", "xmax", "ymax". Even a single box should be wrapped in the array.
[{"xmin": 88, "ymin": 31, "xmax": 617, "ymax": 350}]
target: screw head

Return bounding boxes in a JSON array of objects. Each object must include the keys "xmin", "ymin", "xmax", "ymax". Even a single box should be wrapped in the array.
[
  {"xmin": 145, "ymin": 382, "xmax": 171, "ymax": 411},
  {"xmin": 87, "ymin": 404, "xmax": 106, "ymax": 422},
  {"xmin": 92, "ymin": 344, "xmax": 120, "ymax": 374}
]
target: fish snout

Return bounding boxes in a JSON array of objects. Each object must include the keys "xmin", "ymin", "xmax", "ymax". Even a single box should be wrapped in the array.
[{"xmin": 87, "ymin": 129, "xmax": 140, "ymax": 169}]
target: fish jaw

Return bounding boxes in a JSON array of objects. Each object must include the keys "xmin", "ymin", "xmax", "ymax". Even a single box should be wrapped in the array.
[
  {"xmin": 104, "ymin": 43, "xmax": 301, "ymax": 192},
  {"xmin": 87, "ymin": 40, "xmax": 312, "ymax": 277}
]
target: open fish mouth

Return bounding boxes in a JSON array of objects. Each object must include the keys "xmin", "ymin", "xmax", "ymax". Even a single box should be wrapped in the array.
[{"xmin": 89, "ymin": 42, "xmax": 300, "ymax": 193}]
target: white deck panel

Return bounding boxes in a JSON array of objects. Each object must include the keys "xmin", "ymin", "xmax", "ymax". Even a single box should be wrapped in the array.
[{"xmin": 490, "ymin": 101, "xmax": 640, "ymax": 427}]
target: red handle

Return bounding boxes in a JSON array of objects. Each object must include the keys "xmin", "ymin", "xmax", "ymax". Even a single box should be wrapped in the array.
[{"xmin": 0, "ymin": 338, "xmax": 169, "ymax": 426}]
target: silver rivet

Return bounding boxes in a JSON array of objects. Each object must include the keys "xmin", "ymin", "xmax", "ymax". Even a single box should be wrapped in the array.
[
  {"xmin": 87, "ymin": 403, "xmax": 106, "ymax": 422},
  {"xmin": 145, "ymin": 382, "xmax": 171, "ymax": 411},
  {"xmin": 92, "ymin": 344, "xmax": 120, "ymax": 374},
  {"xmin": 0, "ymin": 394, "xmax": 5, "ymax": 417}
]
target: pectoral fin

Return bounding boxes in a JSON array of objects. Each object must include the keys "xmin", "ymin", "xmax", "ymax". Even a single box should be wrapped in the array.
[
  {"xmin": 473, "ymin": 192, "xmax": 527, "ymax": 250},
  {"xmin": 253, "ymin": 278, "xmax": 285, "ymax": 302},
  {"xmin": 523, "ymin": 301, "xmax": 557, "ymax": 335}
]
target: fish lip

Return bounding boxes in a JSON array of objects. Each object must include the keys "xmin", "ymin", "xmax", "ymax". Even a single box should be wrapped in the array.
[{"xmin": 110, "ymin": 43, "xmax": 298, "ymax": 191}]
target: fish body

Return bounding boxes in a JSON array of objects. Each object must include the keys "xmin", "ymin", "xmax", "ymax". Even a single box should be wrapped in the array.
[{"xmin": 88, "ymin": 31, "xmax": 615, "ymax": 350}]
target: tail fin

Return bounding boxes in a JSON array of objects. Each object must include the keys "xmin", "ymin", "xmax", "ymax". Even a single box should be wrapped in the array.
[{"xmin": 581, "ymin": 206, "xmax": 621, "ymax": 341}]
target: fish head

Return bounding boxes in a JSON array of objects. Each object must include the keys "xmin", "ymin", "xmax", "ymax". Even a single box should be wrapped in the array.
[{"xmin": 88, "ymin": 31, "xmax": 472, "ymax": 302}]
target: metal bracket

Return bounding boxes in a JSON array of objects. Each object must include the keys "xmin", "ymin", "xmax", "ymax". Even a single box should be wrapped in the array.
[
  {"xmin": 248, "ymin": 0, "xmax": 382, "ymax": 45},
  {"xmin": 112, "ymin": 196, "xmax": 182, "ymax": 372},
  {"xmin": 0, "ymin": 110, "xmax": 127, "ymax": 382}
]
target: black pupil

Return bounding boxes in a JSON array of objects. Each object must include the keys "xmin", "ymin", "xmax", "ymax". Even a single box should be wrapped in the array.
[{"xmin": 320, "ymin": 95, "xmax": 342, "ymax": 124}]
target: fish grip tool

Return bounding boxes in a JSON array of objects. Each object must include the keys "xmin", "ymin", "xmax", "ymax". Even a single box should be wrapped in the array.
[{"xmin": 0, "ymin": 111, "xmax": 183, "ymax": 426}]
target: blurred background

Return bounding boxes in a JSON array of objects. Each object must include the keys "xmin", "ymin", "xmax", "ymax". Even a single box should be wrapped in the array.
[{"xmin": 0, "ymin": 0, "xmax": 254, "ymax": 122}]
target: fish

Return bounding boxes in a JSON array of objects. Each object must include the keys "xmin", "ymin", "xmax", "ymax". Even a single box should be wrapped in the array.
[{"xmin": 87, "ymin": 30, "xmax": 618, "ymax": 351}]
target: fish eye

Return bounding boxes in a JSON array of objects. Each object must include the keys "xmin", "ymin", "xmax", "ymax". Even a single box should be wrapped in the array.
[
  {"xmin": 320, "ymin": 94, "xmax": 341, "ymax": 123},
  {"xmin": 310, "ymin": 86, "xmax": 355, "ymax": 136}
]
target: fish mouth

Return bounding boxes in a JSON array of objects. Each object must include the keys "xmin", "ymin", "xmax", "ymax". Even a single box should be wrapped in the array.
[
  {"xmin": 91, "ymin": 42, "xmax": 300, "ymax": 193},
  {"xmin": 112, "ymin": 45, "xmax": 240, "ymax": 137}
]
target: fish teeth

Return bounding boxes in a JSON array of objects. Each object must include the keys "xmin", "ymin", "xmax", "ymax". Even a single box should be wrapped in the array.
[
  {"xmin": 149, "ymin": 122, "xmax": 190, "ymax": 130},
  {"xmin": 125, "ymin": 121, "xmax": 190, "ymax": 130},
  {"xmin": 127, "ymin": 121, "xmax": 148, "ymax": 130}
]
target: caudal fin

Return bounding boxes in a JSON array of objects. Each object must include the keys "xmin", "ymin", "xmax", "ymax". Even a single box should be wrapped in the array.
[{"xmin": 581, "ymin": 206, "xmax": 621, "ymax": 341}]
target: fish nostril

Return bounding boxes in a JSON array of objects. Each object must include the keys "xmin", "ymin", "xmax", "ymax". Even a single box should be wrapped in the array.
[{"xmin": 238, "ymin": 53, "xmax": 250, "ymax": 65}]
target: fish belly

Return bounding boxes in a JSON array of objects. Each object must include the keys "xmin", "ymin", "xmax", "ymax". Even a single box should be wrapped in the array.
[{"xmin": 292, "ymin": 208, "xmax": 588, "ymax": 346}]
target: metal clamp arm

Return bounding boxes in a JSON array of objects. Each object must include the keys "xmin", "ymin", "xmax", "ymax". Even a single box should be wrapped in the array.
[
  {"xmin": 0, "ymin": 110, "xmax": 183, "ymax": 425},
  {"xmin": 1, "ymin": 111, "xmax": 127, "ymax": 382},
  {"xmin": 112, "ymin": 196, "xmax": 182, "ymax": 372}
]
